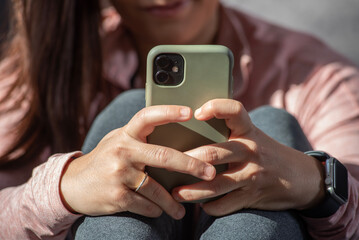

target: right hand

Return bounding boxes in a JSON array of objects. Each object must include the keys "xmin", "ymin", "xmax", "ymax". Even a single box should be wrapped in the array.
[{"xmin": 60, "ymin": 105, "xmax": 216, "ymax": 220}]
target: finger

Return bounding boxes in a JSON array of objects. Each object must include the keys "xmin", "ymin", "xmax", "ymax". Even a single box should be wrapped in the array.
[
  {"xmin": 185, "ymin": 141, "xmax": 253, "ymax": 165},
  {"xmin": 123, "ymin": 189, "xmax": 164, "ymax": 218},
  {"xmin": 201, "ymin": 189, "xmax": 249, "ymax": 216},
  {"xmin": 136, "ymin": 174, "xmax": 186, "ymax": 220},
  {"xmin": 172, "ymin": 171, "xmax": 246, "ymax": 202},
  {"xmin": 133, "ymin": 142, "xmax": 216, "ymax": 181},
  {"xmin": 194, "ymin": 99, "xmax": 252, "ymax": 137},
  {"xmin": 126, "ymin": 105, "xmax": 192, "ymax": 141}
]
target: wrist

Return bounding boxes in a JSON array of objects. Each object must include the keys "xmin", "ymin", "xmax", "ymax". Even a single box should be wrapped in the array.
[
  {"xmin": 292, "ymin": 152, "xmax": 326, "ymax": 210},
  {"xmin": 59, "ymin": 156, "xmax": 81, "ymax": 214},
  {"xmin": 299, "ymin": 151, "xmax": 348, "ymax": 218},
  {"xmin": 299, "ymin": 155, "xmax": 327, "ymax": 210}
]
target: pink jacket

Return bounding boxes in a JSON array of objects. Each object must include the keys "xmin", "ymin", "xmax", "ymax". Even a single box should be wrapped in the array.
[{"xmin": 1, "ymin": 5, "xmax": 359, "ymax": 239}]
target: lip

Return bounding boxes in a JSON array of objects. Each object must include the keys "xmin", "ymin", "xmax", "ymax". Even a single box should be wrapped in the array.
[{"xmin": 142, "ymin": 0, "xmax": 191, "ymax": 18}]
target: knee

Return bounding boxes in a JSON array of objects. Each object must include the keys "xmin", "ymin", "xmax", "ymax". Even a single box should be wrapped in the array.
[
  {"xmin": 249, "ymin": 106, "xmax": 301, "ymax": 135},
  {"xmin": 102, "ymin": 89, "xmax": 145, "ymax": 117},
  {"xmin": 200, "ymin": 210, "xmax": 306, "ymax": 240},
  {"xmin": 72, "ymin": 215, "xmax": 155, "ymax": 240},
  {"xmin": 250, "ymin": 106, "xmax": 297, "ymax": 125},
  {"xmin": 82, "ymin": 89, "xmax": 145, "ymax": 153},
  {"xmin": 72, "ymin": 212, "xmax": 180, "ymax": 240},
  {"xmin": 249, "ymin": 106, "xmax": 312, "ymax": 152},
  {"xmin": 92, "ymin": 89, "xmax": 145, "ymax": 125}
]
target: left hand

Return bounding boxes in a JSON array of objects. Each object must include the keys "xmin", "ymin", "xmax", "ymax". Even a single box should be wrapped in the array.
[{"xmin": 171, "ymin": 99, "xmax": 325, "ymax": 216}]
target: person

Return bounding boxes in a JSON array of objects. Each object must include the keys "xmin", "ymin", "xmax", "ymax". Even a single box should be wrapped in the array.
[{"xmin": 0, "ymin": 0, "xmax": 358, "ymax": 239}]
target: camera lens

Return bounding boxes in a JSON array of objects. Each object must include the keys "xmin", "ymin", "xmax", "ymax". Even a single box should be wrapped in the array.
[
  {"xmin": 155, "ymin": 55, "xmax": 171, "ymax": 69},
  {"xmin": 155, "ymin": 70, "xmax": 170, "ymax": 84}
]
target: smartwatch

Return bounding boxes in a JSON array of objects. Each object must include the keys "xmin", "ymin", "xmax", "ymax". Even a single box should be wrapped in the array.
[{"xmin": 300, "ymin": 151, "xmax": 348, "ymax": 218}]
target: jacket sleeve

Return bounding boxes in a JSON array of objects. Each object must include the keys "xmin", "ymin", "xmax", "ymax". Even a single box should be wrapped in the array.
[
  {"xmin": 0, "ymin": 152, "xmax": 83, "ymax": 240},
  {"xmin": 286, "ymin": 63, "xmax": 359, "ymax": 239},
  {"xmin": 303, "ymin": 175, "xmax": 359, "ymax": 239}
]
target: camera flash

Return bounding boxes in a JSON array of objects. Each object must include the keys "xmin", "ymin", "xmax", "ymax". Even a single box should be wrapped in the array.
[{"xmin": 172, "ymin": 66, "xmax": 179, "ymax": 73}]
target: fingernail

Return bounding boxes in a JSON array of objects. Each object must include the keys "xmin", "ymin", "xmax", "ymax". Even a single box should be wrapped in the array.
[
  {"xmin": 180, "ymin": 107, "xmax": 190, "ymax": 118},
  {"xmin": 173, "ymin": 192, "xmax": 182, "ymax": 202},
  {"xmin": 176, "ymin": 206, "xmax": 185, "ymax": 219},
  {"xmin": 194, "ymin": 108, "xmax": 202, "ymax": 118},
  {"xmin": 205, "ymin": 165, "xmax": 215, "ymax": 179}
]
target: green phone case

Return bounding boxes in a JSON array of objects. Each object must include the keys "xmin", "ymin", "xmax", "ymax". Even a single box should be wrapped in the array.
[{"xmin": 145, "ymin": 45, "xmax": 234, "ymax": 202}]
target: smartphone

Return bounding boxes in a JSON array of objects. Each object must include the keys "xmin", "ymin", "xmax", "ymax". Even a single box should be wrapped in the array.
[{"xmin": 145, "ymin": 45, "xmax": 234, "ymax": 202}]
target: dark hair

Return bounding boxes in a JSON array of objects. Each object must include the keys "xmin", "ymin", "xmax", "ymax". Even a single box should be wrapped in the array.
[{"xmin": 0, "ymin": 0, "xmax": 103, "ymax": 167}]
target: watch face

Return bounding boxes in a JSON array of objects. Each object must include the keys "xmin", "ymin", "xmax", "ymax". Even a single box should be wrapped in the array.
[
  {"xmin": 332, "ymin": 158, "xmax": 348, "ymax": 204},
  {"xmin": 305, "ymin": 151, "xmax": 349, "ymax": 206}
]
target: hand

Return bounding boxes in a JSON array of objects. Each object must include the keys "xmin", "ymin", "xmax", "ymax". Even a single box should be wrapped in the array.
[
  {"xmin": 171, "ymin": 99, "xmax": 325, "ymax": 216},
  {"xmin": 60, "ymin": 105, "xmax": 216, "ymax": 219}
]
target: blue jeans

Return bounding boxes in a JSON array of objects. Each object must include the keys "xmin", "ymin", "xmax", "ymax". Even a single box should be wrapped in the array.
[{"xmin": 71, "ymin": 89, "xmax": 311, "ymax": 240}]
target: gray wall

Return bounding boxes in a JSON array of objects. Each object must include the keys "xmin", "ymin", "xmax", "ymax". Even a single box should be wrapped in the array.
[
  {"xmin": 222, "ymin": 0, "xmax": 359, "ymax": 66},
  {"xmin": 1, "ymin": 0, "xmax": 358, "ymax": 65}
]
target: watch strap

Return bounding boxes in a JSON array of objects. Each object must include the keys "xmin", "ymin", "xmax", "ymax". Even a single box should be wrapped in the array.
[
  {"xmin": 304, "ymin": 150, "xmax": 330, "ymax": 162},
  {"xmin": 300, "ymin": 192, "xmax": 342, "ymax": 218},
  {"xmin": 300, "ymin": 151, "xmax": 348, "ymax": 218}
]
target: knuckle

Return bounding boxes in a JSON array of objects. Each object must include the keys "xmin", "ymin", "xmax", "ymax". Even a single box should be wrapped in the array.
[
  {"xmin": 103, "ymin": 129, "xmax": 118, "ymax": 140},
  {"xmin": 150, "ymin": 184, "xmax": 163, "ymax": 201},
  {"xmin": 246, "ymin": 164, "xmax": 265, "ymax": 186},
  {"xmin": 232, "ymin": 172, "xmax": 243, "ymax": 185},
  {"xmin": 182, "ymin": 191, "xmax": 195, "ymax": 201},
  {"xmin": 153, "ymin": 147, "xmax": 171, "ymax": 166},
  {"xmin": 115, "ymin": 165, "xmax": 132, "ymax": 181},
  {"xmin": 110, "ymin": 152, "xmax": 131, "ymax": 173},
  {"xmin": 116, "ymin": 146, "xmax": 132, "ymax": 163},
  {"xmin": 186, "ymin": 157, "xmax": 197, "ymax": 173},
  {"xmin": 164, "ymin": 106, "xmax": 172, "ymax": 118},
  {"xmin": 203, "ymin": 147, "xmax": 219, "ymax": 163},
  {"xmin": 206, "ymin": 101, "xmax": 216, "ymax": 111},
  {"xmin": 111, "ymin": 187, "xmax": 126, "ymax": 202},
  {"xmin": 250, "ymin": 142, "xmax": 260, "ymax": 158},
  {"xmin": 232, "ymin": 101, "xmax": 244, "ymax": 115},
  {"xmin": 145, "ymin": 204, "xmax": 162, "ymax": 217},
  {"xmin": 242, "ymin": 140, "xmax": 260, "ymax": 160},
  {"xmin": 133, "ymin": 109, "xmax": 150, "ymax": 127},
  {"xmin": 208, "ymin": 181, "xmax": 222, "ymax": 195},
  {"xmin": 135, "ymin": 108, "xmax": 148, "ymax": 121},
  {"xmin": 111, "ymin": 188, "xmax": 130, "ymax": 211},
  {"xmin": 112, "ymin": 143, "xmax": 137, "ymax": 171}
]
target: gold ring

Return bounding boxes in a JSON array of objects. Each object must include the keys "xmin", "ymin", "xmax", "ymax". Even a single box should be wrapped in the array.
[{"xmin": 135, "ymin": 172, "xmax": 148, "ymax": 193}]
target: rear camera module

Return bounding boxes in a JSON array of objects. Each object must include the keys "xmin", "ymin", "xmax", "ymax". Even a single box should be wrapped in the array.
[{"xmin": 153, "ymin": 53, "xmax": 184, "ymax": 86}]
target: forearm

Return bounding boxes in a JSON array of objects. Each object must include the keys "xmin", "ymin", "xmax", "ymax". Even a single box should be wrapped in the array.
[{"xmin": 0, "ymin": 152, "xmax": 82, "ymax": 240}]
